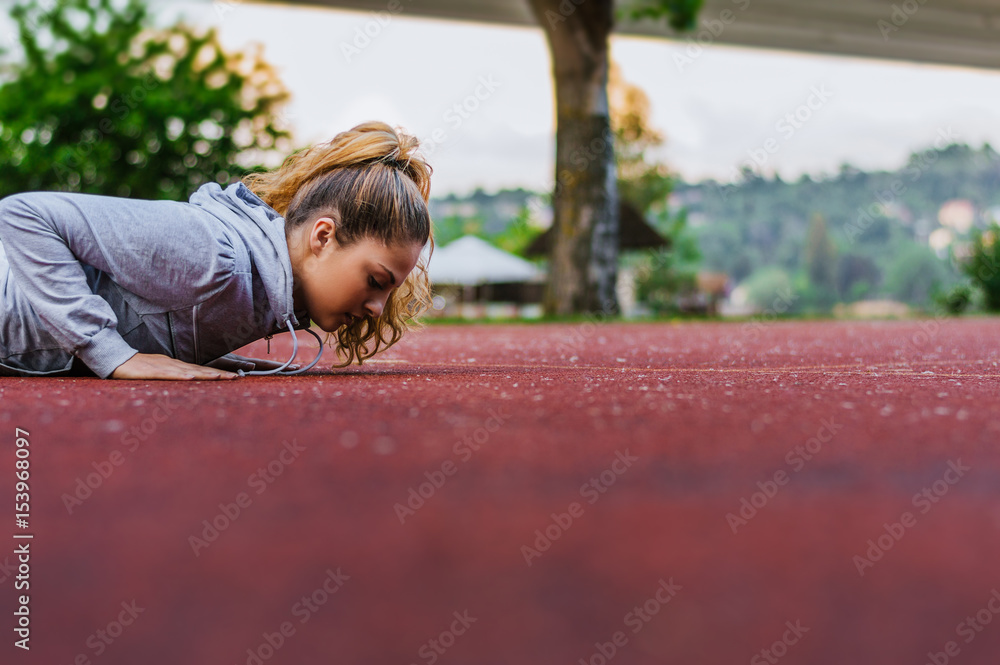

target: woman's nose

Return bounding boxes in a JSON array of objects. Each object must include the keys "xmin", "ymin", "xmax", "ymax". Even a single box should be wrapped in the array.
[{"xmin": 365, "ymin": 294, "xmax": 387, "ymax": 318}]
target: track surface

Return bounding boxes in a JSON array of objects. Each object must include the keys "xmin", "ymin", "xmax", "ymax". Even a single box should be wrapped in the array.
[{"xmin": 2, "ymin": 318, "xmax": 999, "ymax": 665}]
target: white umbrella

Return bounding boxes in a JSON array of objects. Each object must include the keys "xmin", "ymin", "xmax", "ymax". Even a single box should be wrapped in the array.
[{"xmin": 427, "ymin": 235, "xmax": 543, "ymax": 285}]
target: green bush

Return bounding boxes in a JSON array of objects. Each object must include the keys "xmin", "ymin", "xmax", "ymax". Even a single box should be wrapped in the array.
[
  {"xmin": 634, "ymin": 211, "xmax": 701, "ymax": 313},
  {"xmin": 934, "ymin": 283, "xmax": 972, "ymax": 315},
  {"xmin": 0, "ymin": 0, "xmax": 291, "ymax": 200},
  {"xmin": 961, "ymin": 223, "xmax": 1000, "ymax": 311},
  {"xmin": 742, "ymin": 266, "xmax": 796, "ymax": 313}
]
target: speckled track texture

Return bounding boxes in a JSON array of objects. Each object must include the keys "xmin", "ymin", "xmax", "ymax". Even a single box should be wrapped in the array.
[{"xmin": 1, "ymin": 318, "xmax": 999, "ymax": 665}]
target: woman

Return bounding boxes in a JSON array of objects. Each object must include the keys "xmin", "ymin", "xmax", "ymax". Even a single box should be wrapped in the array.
[{"xmin": 0, "ymin": 121, "xmax": 434, "ymax": 380}]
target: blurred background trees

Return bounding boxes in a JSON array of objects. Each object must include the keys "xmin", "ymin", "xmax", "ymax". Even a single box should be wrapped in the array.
[
  {"xmin": 432, "ymin": 140, "xmax": 1000, "ymax": 317},
  {"xmin": 800, "ymin": 213, "xmax": 838, "ymax": 311},
  {"xmin": 673, "ymin": 143, "xmax": 1000, "ymax": 315},
  {"xmin": 0, "ymin": 0, "xmax": 291, "ymax": 200}
]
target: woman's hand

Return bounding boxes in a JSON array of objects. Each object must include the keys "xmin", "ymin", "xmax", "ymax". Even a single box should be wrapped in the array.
[{"xmin": 111, "ymin": 353, "xmax": 240, "ymax": 380}]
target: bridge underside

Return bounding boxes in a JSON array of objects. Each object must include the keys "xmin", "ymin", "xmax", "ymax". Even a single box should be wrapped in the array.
[{"xmin": 262, "ymin": 0, "xmax": 1000, "ymax": 70}]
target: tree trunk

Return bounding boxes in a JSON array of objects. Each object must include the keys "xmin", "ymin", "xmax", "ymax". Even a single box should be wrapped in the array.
[{"xmin": 528, "ymin": 0, "xmax": 619, "ymax": 316}]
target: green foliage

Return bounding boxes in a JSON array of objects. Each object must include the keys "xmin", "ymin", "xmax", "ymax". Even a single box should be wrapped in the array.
[
  {"xmin": 619, "ymin": 0, "xmax": 705, "ymax": 30},
  {"xmin": 430, "ymin": 204, "xmax": 542, "ymax": 259},
  {"xmin": 617, "ymin": 155, "xmax": 673, "ymax": 218},
  {"xmin": 432, "ymin": 214, "xmax": 485, "ymax": 248},
  {"xmin": 935, "ymin": 283, "xmax": 972, "ymax": 315},
  {"xmin": 607, "ymin": 62, "xmax": 701, "ymax": 311},
  {"xmin": 681, "ymin": 142, "xmax": 995, "ymax": 308},
  {"xmin": 742, "ymin": 266, "xmax": 795, "ymax": 312},
  {"xmin": 610, "ymin": 63, "xmax": 673, "ymax": 217},
  {"xmin": 835, "ymin": 254, "xmax": 881, "ymax": 301},
  {"xmin": 884, "ymin": 243, "xmax": 949, "ymax": 305},
  {"xmin": 428, "ymin": 189, "xmax": 545, "ymax": 259},
  {"xmin": 489, "ymin": 206, "xmax": 538, "ymax": 256},
  {"xmin": 960, "ymin": 222, "xmax": 1000, "ymax": 311},
  {"xmin": 0, "ymin": 0, "xmax": 291, "ymax": 200},
  {"xmin": 634, "ymin": 210, "xmax": 701, "ymax": 313},
  {"xmin": 804, "ymin": 214, "xmax": 837, "ymax": 298}
]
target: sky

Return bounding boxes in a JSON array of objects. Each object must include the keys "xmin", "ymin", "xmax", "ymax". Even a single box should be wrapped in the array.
[{"xmin": 4, "ymin": 0, "xmax": 1000, "ymax": 197}]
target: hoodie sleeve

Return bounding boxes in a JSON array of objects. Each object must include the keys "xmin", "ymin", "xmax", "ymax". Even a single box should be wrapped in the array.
[{"xmin": 0, "ymin": 190, "xmax": 237, "ymax": 379}]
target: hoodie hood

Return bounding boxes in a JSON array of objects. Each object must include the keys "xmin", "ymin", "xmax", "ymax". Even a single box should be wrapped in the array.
[{"xmin": 188, "ymin": 181, "xmax": 310, "ymax": 335}]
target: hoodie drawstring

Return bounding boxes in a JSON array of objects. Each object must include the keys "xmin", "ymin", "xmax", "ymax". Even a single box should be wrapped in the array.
[{"xmin": 236, "ymin": 318, "xmax": 325, "ymax": 376}]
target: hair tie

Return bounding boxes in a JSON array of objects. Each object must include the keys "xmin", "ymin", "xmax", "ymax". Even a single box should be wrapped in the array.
[{"xmin": 382, "ymin": 150, "xmax": 411, "ymax": 171}]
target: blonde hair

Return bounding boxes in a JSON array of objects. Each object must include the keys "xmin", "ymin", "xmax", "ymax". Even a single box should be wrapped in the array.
[{"xmin": 242, "ymin": 121, "xmax": 434, "ymax": 368}]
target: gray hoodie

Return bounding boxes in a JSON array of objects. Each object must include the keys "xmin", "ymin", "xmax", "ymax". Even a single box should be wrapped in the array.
[{"xmin": 0, "ymin": 181, "xmax": 316, "ymax": 379}]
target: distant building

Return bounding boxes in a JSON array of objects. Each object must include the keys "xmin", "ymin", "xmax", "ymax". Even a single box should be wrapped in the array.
[
  {"xmin": 938, "ymin": 199, "xmax": 976, "ymax": 234},
  {"xmin": 427, "ymin": 236, "xmax": 545, "ymax": 318}
]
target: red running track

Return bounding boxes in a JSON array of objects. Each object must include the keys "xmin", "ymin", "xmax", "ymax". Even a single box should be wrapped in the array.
[{"xmin": 1, "ymin": 318, "xmax": 999, "ymax": 665}]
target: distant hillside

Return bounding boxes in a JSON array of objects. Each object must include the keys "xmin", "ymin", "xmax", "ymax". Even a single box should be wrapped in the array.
[
  {"xmin": 429, "ymin": 142, "xmax": 999, "ymax": 309},
  {"xmin": 674, "ymin": 143, "xmax": 1000, "ymax": 308},
  {"xmin": 429, "ymin": 188, "xmax": 545, "ymax": 244}
]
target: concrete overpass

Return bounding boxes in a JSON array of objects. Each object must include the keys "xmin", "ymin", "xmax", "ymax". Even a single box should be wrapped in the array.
[{"xmin": 264, "ymin": 0, "xmax": 1000, "ymax": 70}]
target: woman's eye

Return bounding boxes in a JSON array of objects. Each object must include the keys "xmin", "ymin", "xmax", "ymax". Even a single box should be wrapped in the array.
[{"xmin": 369, "ymin": 276, "xmax": 382, "ymax": 290}]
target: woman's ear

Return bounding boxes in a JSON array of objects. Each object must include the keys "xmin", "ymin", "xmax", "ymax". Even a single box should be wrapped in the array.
[{"xmin": 310, "ymin": 214, "xmax": 342, "ymax": 255}]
